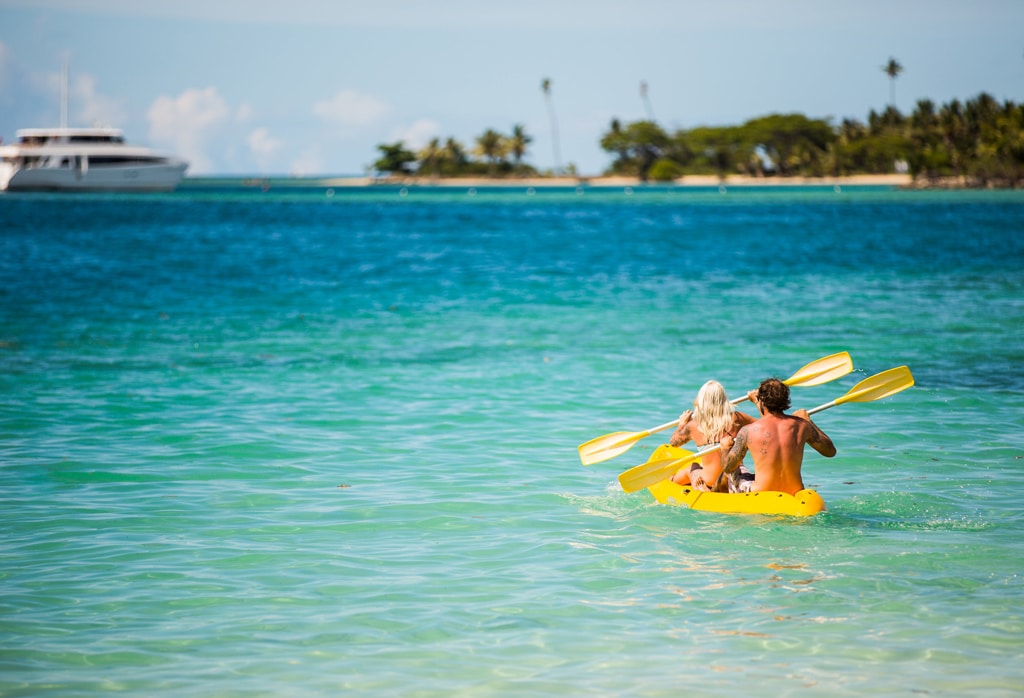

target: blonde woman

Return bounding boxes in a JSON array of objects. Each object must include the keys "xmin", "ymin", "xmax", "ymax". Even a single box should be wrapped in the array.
[{"xmin": 668, "ymin": 380, "xmax": 756, "ymax": 491}]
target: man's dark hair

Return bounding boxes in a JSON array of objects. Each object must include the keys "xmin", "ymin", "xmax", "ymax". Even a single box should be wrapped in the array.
[{"xmin": 757, "ymin": 378, "xmax": 791, "ymax": 413}]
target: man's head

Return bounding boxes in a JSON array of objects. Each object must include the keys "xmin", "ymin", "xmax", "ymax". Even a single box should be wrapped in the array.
[{"xmin": 756, "ymin": 378, "xmax": 791, "ymax": 414}]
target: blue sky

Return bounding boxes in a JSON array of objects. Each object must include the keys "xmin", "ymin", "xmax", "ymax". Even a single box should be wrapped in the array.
[{"xmin": 1, "ymin": 0, "xmax": 1021, "ymax": 176}]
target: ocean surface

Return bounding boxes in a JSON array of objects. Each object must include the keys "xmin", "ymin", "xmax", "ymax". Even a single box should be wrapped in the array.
[{"xmin": 1, "ymin": 182, "xmax": 1022, "ymax": 696}]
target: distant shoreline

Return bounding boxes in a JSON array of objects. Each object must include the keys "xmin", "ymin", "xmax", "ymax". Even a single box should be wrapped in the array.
[
  {"xmin": 204, "ymin": 173, "xmax": 915, "ymax": 189},
  {"xmin": 183, "ymin": 173, "xmax": 1024, "ymax": 191},
  {"xmin": 363, "ymin": 174, "xmax": 915, "ymax": 188}
]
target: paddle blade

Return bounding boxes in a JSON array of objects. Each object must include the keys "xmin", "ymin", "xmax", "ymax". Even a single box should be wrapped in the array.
[
  {"xmin": 734, "ymin": 352, "xmax": 855, "ymax": 405},
  {"xmin": 617, "ymin": 447, "xmax": 714, "ymax": 493},
  {"xmin": 835, "ymin": 365, "xmax": 915, "ymax": 406},
  {"xmin": 578, "ymin": 419, "xmax": 680, "ymax": 465},
  {"xmin": 785, "ymin": 351, "xmax": 854, "ymax": 387},
  {"xmin": 578, "ymin": 431, "xmax": 644, "ymax": 465}
]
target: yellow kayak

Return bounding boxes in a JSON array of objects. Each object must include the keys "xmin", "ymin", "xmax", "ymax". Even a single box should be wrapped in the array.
[{"xmin": 643, "ymin": 445, "xmax": 827, "ymax": 517}]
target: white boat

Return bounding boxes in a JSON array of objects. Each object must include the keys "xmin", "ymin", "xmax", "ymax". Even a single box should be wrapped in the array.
[{"xmin": 0, "ymin": 127, "xmax": 188, "ymax": 192}]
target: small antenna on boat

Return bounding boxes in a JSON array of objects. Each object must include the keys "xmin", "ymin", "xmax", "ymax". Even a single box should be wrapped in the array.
[{"xmin": 60, "ymin": 59, "xmax": 68, "ymax": 128}]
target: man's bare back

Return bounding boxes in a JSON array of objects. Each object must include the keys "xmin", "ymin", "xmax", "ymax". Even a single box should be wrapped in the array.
[{"xmin": 719, "ymin": 380, "xmax": 836, "ymax": 495}]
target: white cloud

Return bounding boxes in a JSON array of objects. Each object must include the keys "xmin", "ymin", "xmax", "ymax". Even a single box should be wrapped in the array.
[
  {"xmin": 289, "ymin": 148, "xmax": 326, "ymax": 178},
  {"xmin": 0, "ymin": 42, "xmax": 12, "ymax": 92},
  {"xmin": 236, "ymin": 102, "xmax": 253, "ymax": 122},
  {"xmin": 0, "ymin": 41, "xmax": 31, "ymax": 122},
  {"xmin": 0, "ymin": 0, "xmax": 852, "ymax": 30},
  {"xmin": 313, "ymin": 89, "xmax": 389, "ymax": 130},
  {"xmin": 247, "ymin": 127, "xmax": 284, "ymax": 172},
  {"xmin": 71, "ymin": 72, "xmax": 128, "ymax": 128},
  {"xmin": 147, "ymin": 87, "xmax": 229, "ymax": 173},
  {"xmin": 389, "ymin": 119, "xmax": 441, "ymax": 150}
]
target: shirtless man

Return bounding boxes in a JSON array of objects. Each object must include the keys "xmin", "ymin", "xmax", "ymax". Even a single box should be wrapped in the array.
[
  {"xmin": 718, "ymin": 377, "xmax": 836, "ymax": 495},
  {"xmin": 668, "ymin": 380, "xmax": 756, "ymax": 492}
]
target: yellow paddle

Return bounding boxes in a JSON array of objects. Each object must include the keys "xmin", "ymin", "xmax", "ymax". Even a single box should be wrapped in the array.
[
  {"xmin": 616, "ymin": 365, "xmax": 915, "ymax": 493},
  {"xmin": 577, "ymin": 351, "xmax": 853, "ymax": 465}
]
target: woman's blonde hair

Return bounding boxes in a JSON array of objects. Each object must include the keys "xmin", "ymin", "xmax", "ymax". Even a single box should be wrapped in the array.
[{"xmin": 693, "ymin": 380, "xmax": 734, "ymax": 442}]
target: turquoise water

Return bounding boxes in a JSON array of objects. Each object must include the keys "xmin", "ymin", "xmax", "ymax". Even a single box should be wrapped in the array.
[{"xmin": 1, "ymin": 185, "xmax": 1022, "ymax": 696}]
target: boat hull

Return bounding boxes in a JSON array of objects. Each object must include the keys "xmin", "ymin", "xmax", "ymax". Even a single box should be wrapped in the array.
[
  {"xmin": 1, "ymin": 162, "xmax": 187, "ymax": 192},
  {"xmin": 0, "ymin": 127, "xmax": 188, "ymax": 192},
  {"xmin": 643, "ymin": 445, "xmax": 826, "ymax": 516}
]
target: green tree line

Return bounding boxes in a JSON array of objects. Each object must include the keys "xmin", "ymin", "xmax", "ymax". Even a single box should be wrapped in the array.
[
  {"xmin": 603, "ymin": 93, "xmax": 1024, "ymax": 187},
  {"xmin": 373, "ymin": 93, "xmax": 1024, "ymax": 187},
  {"xmin": 372, "ymin": 124, "xmax": 547, "ymax": 179}
]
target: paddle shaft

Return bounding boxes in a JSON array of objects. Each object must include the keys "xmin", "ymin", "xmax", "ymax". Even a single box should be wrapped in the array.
[
  {"xmin": 646, "ymin": 419, "xmax": 684, "ymax": 437},
  {"xmin": 605, "ymin": 418, "xmax": 680, "ymax": 449},
  {"xmin": 580, "ymin": 352, "xmax": 853, "ymax": 466},
  {"xmin": 650, "ymin": 390, "xmax": 845, "ymax": 473},
  {"xmin": 613, "ymin": 397, "xmax": 745, "ymax": 449},
  {"xmin": 618, "ymin": 365, "xmax": 914, "ymax": 493},
  {"xmin": 671, "ymin": 400, "xmax": 837, "ymax": 472},
  {"xmin": 634, "ymin": 400, "xmax": 746, "ymax": 438},
  {"xmin": 587, "ymin": 395, "xmax": 774, "ymax": 462},
  {"xmin": 615, "ymin": 388, "xmax": 816, "ymax": 449},
  {"xmin": 712, "ymin": 366, "xmax": 915, "ymax": 488}
]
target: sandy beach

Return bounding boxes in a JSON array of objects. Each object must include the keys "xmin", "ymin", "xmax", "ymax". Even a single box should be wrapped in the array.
[{"xmin": 318, "ymin": 173, "xmax": 914, "ymax": 188}]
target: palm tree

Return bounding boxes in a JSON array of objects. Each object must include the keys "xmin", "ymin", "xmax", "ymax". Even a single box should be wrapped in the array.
[
  {"xmin": 599, "ymin": 118, "xmax": 630, "ymax": 170},
  {"xmin": 541, "ymin": 78, "xmax": 562, "ymax": 174},
  {"xmin": 640, "ymin": 80, "xmax": 655, "ymax": 121},
  {"xmin": 883, "ymin": 57, "xmax": 904, "ymax": 108},
  {"xmin": 938, "ymin": 99, "xmax": 967, "ymax": 177},
  {"xmin": 508, "ymin": 124, "xmax": 532, "ymax": 172},
  {"xmin": 474, "ymin": 128, "xmax": 506, "ymax": 176},
  {"xmin": 443, "ymin": 137, "xmax": 467, "ymax": 173},
  {"xmin": 909, "ymin": 99, "xmax": 944, "ymax": 181},
  {"xmin": 418, "ymin": 137, "xmax": 445, "ymax": 180}
]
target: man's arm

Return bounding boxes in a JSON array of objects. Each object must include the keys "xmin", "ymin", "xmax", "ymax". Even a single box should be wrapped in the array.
[
  {"xmin": 793, "ymin": 409, "xmax": 836, "ymax": 457},
  {"xmin": 720, "ymin": 429, "xmax": 749, "ymax": 474},
  {"xmin": 715, "ymin": 428, "xmax": 750, "ymax": 489}
]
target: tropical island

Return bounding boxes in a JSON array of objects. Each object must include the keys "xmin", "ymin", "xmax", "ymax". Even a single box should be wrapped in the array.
[{"xmin": 369, "ymin": 71, "xmax": 1023, "ymax": 189}]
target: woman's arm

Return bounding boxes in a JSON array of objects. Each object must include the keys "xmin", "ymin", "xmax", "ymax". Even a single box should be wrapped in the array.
[{"xmin": 669, "ymin": 409, "xmax": 694, "ymax": 447}]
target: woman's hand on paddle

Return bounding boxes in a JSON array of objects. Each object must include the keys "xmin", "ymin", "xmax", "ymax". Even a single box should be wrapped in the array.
[{"xmin": 669, "ymin": 410, "xmax": 693, "ymax": 447}]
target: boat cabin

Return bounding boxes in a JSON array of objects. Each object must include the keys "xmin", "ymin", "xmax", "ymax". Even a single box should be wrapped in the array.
[{"xmin": 16, "ymin": 128, "xmax": 127, "ymax": 146}]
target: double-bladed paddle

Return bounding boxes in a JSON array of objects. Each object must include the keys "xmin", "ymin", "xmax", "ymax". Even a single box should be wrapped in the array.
[
  {"xmin": 577, "ymin": 351, "xmax": 853, "ymax": 466},
  {"xmin": 616, "ymin": 365, "xmax": 915, "ymax": 494}
]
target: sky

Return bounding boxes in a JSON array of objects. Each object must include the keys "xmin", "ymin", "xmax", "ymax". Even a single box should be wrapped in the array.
[{"xmin": 1, "ymin": 0, "xmax": 1021, "ymax": 176}]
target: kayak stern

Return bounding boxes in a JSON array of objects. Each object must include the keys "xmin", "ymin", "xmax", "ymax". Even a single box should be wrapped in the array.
[{"xmin": 648, "ymin": 479, "xmax": 826, "ymax": 517}]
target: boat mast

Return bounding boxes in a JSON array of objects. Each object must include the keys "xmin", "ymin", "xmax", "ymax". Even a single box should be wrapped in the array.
[{"xmin": 60, "ymin": 60, "xmax": 68, "ymax": 128}]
